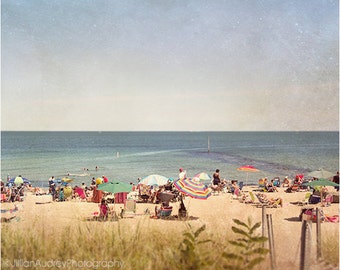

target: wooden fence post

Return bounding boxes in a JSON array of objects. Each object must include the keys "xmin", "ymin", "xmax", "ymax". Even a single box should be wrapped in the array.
[
  {"xmin": 316, "ymin": 207, "xmax": 322, "ymax": 259},
  {"xmin": 267, "ymin": 214, "xmax": 276, "ymax": 270},
  {"xmin": 262, "ymin": 205, "xmax": 267, "ymax": 238},
  {"xmin": 300, "ymin": 220, "xmax": 312, "ymax": 270}
]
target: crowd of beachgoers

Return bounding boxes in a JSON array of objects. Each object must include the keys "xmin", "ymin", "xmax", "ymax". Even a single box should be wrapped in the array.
[{"xmin": 2, "ymin": 169, "xmax": 339, "ymax": 218}]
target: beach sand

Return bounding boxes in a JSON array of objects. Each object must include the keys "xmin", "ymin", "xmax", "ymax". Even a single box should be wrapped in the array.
[{"xmin": 1, "ymin": 186, "xmax": 339, "ymax": 269}]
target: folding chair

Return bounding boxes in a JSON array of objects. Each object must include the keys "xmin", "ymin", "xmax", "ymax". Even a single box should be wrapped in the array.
[{"xmin": 120, "ymin": 199, "xmax": 136, "ymax": 218}]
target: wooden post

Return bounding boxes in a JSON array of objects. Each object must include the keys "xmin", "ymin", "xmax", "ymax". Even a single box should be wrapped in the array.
[
  {"xmin": 207, "ymin": 136, "xmax": 210, "ymax": 153},
  {"xmin": 300, "ymin": 220, "xmax": 312, "ymax": 270},
  {"xmin": 262, "ymin": 206, "xmax": 267, "ymax": 238},
  {"xmin": 267, "ymin": 214, "xmax": 276, "ymax": 270},
  {"xmin": 316, "ymin": 208, "xmax": 322, "ymax": 259}
]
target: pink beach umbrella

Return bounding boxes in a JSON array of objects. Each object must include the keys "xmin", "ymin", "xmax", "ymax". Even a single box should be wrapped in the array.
[{"xmin": 237, "ymin": 165, "xmax": 260, "ymax": 186}]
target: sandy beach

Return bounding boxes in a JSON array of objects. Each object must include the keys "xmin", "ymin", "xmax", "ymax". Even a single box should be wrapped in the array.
[{"xmin": 1, "ymin": 186, "xmax": 339, "ymax": 270}]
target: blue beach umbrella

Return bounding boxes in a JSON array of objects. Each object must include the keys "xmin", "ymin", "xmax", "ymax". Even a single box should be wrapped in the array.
[
  {"xmin": 194, "ymin": 172, "xmax": 212, "ymax": 181},
  {"xmin": 139, "ymin": 174, "xmax": 169, "ymax": 186},
  {"xmin": 9, "ymin": 176, "xmax": 30, "ymax": 185}
]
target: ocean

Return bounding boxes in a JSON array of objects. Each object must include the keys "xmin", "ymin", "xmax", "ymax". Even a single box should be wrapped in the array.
[{"xmin": 1, "ymin": 131, "xmax": 339, "ymax": 187}]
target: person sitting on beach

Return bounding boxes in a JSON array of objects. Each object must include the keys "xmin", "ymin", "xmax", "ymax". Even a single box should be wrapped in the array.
[
  {"xmin": 294, "ymin": 175, "xmax": 303, "ymax": 185},
  {"xmin": 99, "ymin": 199, "xmax": 109, "ymax": 220},
  {"xmin": 164, "ymin": 179, "xmax": 174, "ymax": 191},
  {"xmin": 282, "ymin": 176, "xmax": 291, "ymax": 187},
  {"xmin": 266, "ymin": 179, "xmax": 278, "ymax": 192},
  {"xmin": 59, "ymin": 188, "xmax": 65, "ymax": 202},
  {"xmin": 230, "ymin": 180, "xmax": 238, "ymax": 194},
  {"xmin": 81, "ymin": 182, "xmax": 87, "ymax": 190}
]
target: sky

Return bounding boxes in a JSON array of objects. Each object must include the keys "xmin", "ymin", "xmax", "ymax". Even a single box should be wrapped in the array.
[{"xmin": 1, "ymin": 0, "xmax": 339, "ymax": 131}]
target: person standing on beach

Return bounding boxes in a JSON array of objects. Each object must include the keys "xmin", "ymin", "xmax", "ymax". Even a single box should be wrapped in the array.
[
  {"xmin": 333, "ymin": 172, "xmax": 339, "ymax": 191},
  {"xmin": 49, "ymin": 176, "xmax": 56, "ymax": 201},
  {"xmin": 48, "ymin": 176, "xmax": 55, "ymax": 187},
  {"xmin": 211, "ymin": 169, "xmax": 221, "ymax": 192},
  {"xmin": 212, "ymin": 169, "xmax": 221, "ymax": 186},
  {"xmin": 179, "ymin": 168, "xmax": 187, "ymax": 180}
]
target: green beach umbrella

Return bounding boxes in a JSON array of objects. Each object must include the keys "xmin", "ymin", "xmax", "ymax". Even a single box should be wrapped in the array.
[
  {"xmin": 97, "ymin": 181, "xmax": 132, "ymax": 194},
  {"xmin": 302, "ymin": 178, "xmax": 339, "ymax": 188}
]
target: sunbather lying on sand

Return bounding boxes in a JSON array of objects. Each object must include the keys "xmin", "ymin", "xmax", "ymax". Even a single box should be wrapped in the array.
[{"xmin": 257, "ymin": 193, "xmax": 283, "ymax": 207}]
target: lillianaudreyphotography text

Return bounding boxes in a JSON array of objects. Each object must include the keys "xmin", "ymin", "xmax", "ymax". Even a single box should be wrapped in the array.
[{"xmin": 1, "ymin": 259, "xmax": 124, "ymax": 269}]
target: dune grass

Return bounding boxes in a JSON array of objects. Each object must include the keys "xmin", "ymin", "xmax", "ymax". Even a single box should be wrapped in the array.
[
  {"xmin": 1, "ymin": 216, "xmax": 272, "ymax": 270},
  {"xmin": 321, "ymin": 234, "xmax": 339, "ymax": 267},
  {"xmin": 1, "ymin": 216, "xmax": 338, "ymax": 270}
]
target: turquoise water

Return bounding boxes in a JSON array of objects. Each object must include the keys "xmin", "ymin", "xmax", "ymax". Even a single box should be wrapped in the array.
[{"xmin": 1, "ymin": 131, "xmax": 338, "ymax": 187}]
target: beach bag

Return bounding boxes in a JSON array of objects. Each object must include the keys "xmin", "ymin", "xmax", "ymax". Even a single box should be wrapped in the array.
[
  {"xmin": 309, "ymin": 195, "xmax": 321, "ymax": 204},
  {"xmin": 301, "ymin": 208, "xmax": 325, "ymax": 222}
]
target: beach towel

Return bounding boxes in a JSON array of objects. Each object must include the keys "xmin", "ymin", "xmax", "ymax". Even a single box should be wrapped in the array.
[
  {"xmin": 0, "ymin": 205, "xmax": 18, "ymax": 213},
  {"xmin": 74, "ymin": 187, "xmax": 86, "ymax": 200},
  {"xmin": 325, "ymin": 215, "xmax": 339, "ymax": 223},
  {"xmin": 114, "ymin": 192, "xmax": 127, "ymax": 204}
]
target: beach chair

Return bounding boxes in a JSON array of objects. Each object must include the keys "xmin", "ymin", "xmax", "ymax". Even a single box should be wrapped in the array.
[
  {"xmin": 248, "ymin": 192, "xmax": 259, "ymax": 204},
  {"xmin": 291, "ymin": 183, "xmax": 300, "ymax": 192},
  {"xmin": 258, "ymin": 179, "xmax": 266, "ymax": 191},
  {"xmin": 273, "ymin": 178, "xmax": 281, "ymax": 187},
  {"xmin": 241, "ymin": 191, "xmax": 262, "ymax": 206},
  {"xmin": 138, "ymin": 184, "xmax": 151, "ymax": 202},
  {"xmin": 255, "ymin": 193, "xmax": 281, "ymax": 208},
  {"xmin": 233, "ymin": 188, "xmax": 241, "ymax": 199},
  {"xmin": 158, "ymin": 192, "xmax": 175, "ymax": 204},
  {"xmin": 120, "ymin": 199, "xmax": 136, "ymax": 218},
  {"xmin": 240, "ymin": 191, "xmax": 256, "ymax": 204},
  {"xmin": 322, "ymin": 194, "xmax": 333, "ymax": 207},
  {"xmin": 239, "ymin": 181, "xmax": 244, "ymax": 191},
  {"xmin": 156, "ymin": 206, "xmax": 173, "ymax": 219}
]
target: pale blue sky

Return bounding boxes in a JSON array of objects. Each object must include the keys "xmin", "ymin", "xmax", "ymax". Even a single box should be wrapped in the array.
[{"xmin": 1, "ymin": 0, "xmax": 339, "ymax": 131}]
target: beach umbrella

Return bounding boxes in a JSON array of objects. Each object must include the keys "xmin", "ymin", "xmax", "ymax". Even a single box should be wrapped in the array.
[
  {"xmin": 62, "ymin": 177, "xmax": 73, "ymax": 183},
  {"xmin": 174, "ymin": 177, "xmax": 212, "ymax": 200},
  {"xmin": 63, "ymin": 186, "xmax": 73, "ymax": 199},
  {"xmin": 97, "ymin": 181, "xmax": 132, "ymax": 194},
  {"xmin": 307, "ymin": 169, "xmax": 334, "ymax": 180},
  {"xmin": 9, "ymin": 176, "xmax": 30, "ymax": 185},
  {"xmin": 302, "ymin": 178, "xmax": 339, "ymax": 188},
  {"xmin": 139, "ymin": 174, "xmax": 169, "ymax": 186},
  {"xmin": 237, "ymin": 165, "xmax": 260, "ymax": 186},
  {"xmin": 194, "ymin": 172, "xmax": 212, "ymax": 182},
  {"xmin": 102, "ymin": 176, "xmax": 109, "ymax": 183},
  {"xmin": 96, "ymin": 177, "xmax": 103, "ymax": 185},
  {"xmin": 97, "ymin": 181, "xmax": 133, "ymax": 213}
]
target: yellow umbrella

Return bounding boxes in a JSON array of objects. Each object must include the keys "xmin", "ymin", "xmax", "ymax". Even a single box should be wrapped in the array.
[
  {"xmin": 62, "ymin": 177, "xmax": 73, "ymax": 183},
  {"xmin": 96, "ymin": 177, "xmax": 103, "ymax": 185}
]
